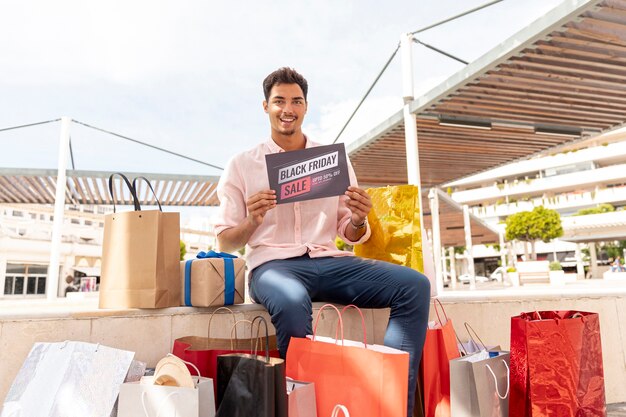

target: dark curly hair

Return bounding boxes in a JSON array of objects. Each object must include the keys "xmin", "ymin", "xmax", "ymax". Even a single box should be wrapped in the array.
[{"xmin": 263, "ymin": 67, "xmax": 308, "ymax": 101}]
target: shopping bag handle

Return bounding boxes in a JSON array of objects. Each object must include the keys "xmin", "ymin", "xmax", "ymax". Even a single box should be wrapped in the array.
[
  {"xmin": 434, "ymin": 298, "xmax": 467, "ymax": 355},
  {"xmin": 335, "ymin": 305, "xmax": 367, "ymax": 347},
  {"xmin": 485, "ymin": 359, "xmax": 510, "ymax": 400},
  {"xmin": 313, "ymin": 304, "xmax": 344, "ymax": 345},
  {"xmin": 464, "ymin": 322, "xmax": 487, "ymax": 351},
  {"xmin": 250, "ymin": 315, "xmax": 271, "ymax": 363},
  {"xmin": 229, "ymin": 319, "xmax": 253, "ymax": 351},
  {"xmin": 331, "ymin": 404, "xmax": 350, "ymax": 417},
  {"xmin": 433, "ymin": 298, "xmax": 449, "ymax": 326},
  {"xmin": 142, "ymin": 390, "xmax": 180, "ymax": 417},
  {"xmin": 208, "ymin": 306, "xmax": 238, "ymax": 339},
  {"xmin": 132, "ymin": 176, "xmax": 163, "ymax": 212},
  {"xmin": 108, "ymin": 173, "xmax": 140, "ymax": 212}
]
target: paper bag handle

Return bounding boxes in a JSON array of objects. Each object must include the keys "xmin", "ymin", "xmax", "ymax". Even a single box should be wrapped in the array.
[
  {"xmin": 229, "ymin": 319, "xmax": 253, "ymax": 350},
  {"xmin": 142, "ymin": 391, "xmax": 180, "ymax": 417},
  {"xmin": 331, "ymin": 404, "xmax": 350, "ymax": 417},
  {"xmin": 434, "ymin": 298, "xmax": 466, "ymax": 355},
  {"xmin": 336, "ymin": 305, "xmax": 367, "ymax": 347},
  {"xmin": 313, "ymin": 304, "xmax": 344, "ymax": 346},
  {"xmin": 208, "ymin": 307, "xmax": 238, "ymax": 339},
  {"xmin": 250, "ymin": 315, "xmax": 271, "ymax": 363},
  {"xmin": 485, "ymin": 359, "xmax": 510, "ymax": 400},
  {"xmin": 132, "ymin": 176, "xmax": 163, "ymax": 212},
  {"xmin": 433, "ymin": 298, "xmax": 449, "ymax": 326},
  {"xmin": 108, "ymin": 173, "xmax": 140, "ymax": 212},
  {"xmin": 464, "ymin": 322, "xmax": 487, "ymax": 351}
]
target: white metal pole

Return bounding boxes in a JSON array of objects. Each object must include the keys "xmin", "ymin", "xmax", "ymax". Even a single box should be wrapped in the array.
[
  {"xmin": 575, "ymin": 243, "xmax": 585, "ymax": 280},
  {"xmin": 463, "ymin": 204, "xmax": 476, "ymax": 290},
  {"xmin": 449, "ymin": 246, "xmax": 457, "ymax": 289},
  {"xmin": 589, "ymin": 242, "xmax": 598, "ymax": 279},
  {"xmin": 401, "ymin": 33, "xmax": 421, "ymax": 188},
  {"xmin": 429, "ymin": 188, "xmax": 443, "ymax": 293},
  {"xmin": 499, "ymin": 231, "xmax": 506, "ymax": 280},
  {"xmin": 47, "ymin": 116, "xmax": 71, "ymax": 300},
  {"xmin": 400, "ymin": 33, "xmax": 433, "ymax": 285}
]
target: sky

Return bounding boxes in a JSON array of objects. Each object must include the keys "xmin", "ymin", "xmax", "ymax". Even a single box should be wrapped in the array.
[{"xmin": 0, "ymin": 0, "xmax": 564, "ymax": 180}]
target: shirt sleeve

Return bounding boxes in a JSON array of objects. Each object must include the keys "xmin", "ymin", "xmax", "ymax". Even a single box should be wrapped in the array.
[
  {"xmin": 337, "ymin": 156, "xmax": 371, "ymax": 245},
  {"xmin": 214, "ymin": 156, "xmax": 247, "ymax": 236}
]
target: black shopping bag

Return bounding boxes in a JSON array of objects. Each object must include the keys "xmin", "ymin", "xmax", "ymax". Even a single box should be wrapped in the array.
[{"xmin": 216, "ymin": 316, "xmax": 287, "ymax": 417}]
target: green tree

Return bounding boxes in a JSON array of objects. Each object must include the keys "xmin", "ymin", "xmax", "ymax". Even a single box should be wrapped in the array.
[
  {"xmin": 180, "ymin": 240, "xmax": 187, "ymax": 261},
  {"xmin": 505, "ymin": 206, "xmax": 563, "ymax": 260},
  {"xmin": 574, "ymin": 203, "xmax": 615, "ymax": 216}
]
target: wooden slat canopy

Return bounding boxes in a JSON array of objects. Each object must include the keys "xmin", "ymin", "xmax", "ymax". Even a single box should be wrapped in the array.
[
  {"xmin": 0, "ymin": 168, "xmax": 221, "ymax": 207},
  {"xmin": 349, "ymin": 0, "xmax": 626, "ymax": 189},
  {"xmin": 348, "ymin": 0, "xmax": 626, "ymax": 246}
]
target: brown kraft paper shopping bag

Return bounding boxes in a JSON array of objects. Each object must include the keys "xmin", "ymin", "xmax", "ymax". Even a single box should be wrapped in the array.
[{"xmin": 99, "ymin": 174, "xmax": 181, "ymax": 309}]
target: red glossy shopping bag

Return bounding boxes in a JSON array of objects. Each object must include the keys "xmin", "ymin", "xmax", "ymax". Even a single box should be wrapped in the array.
[
  {"xmin": 286, "ymin": 304, "xmax": 409, "ymax": 417},
  {"xmin": 509, "ymin": 311, "xmax": 606, "ymax": 417},
  {"xmin": 419, "ymin": 299, "xmax": 462, "ymax": 417}
]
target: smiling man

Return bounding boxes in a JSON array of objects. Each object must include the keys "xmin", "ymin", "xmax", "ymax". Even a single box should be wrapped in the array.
[{"xmin": 214, "ymin": 67, "xmax": 430, "ymax": 417}]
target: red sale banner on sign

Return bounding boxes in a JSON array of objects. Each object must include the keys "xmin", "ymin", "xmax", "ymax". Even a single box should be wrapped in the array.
[{"xmin": 265, "ymin": 144, "xmax": 351, "ymax": 204}]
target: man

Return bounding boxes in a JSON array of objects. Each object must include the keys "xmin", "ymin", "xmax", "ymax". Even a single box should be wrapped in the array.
[
  {"xmin": 611, "ymin": 256, "xmax": 624, "ymax": 272},
  {"xmin": 214, "ymin": 67, "xmax": 430, "ymax": 416}
]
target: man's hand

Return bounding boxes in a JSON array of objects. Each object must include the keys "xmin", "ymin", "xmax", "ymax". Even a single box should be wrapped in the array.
[
  {"xmin": 246, "ymin": 189, "xmax": 277, "ymax": 227},
  {"xmin": 217, "ymin": 189, "xmax": 276, "ymax": 253},
  {"xmin": 344, "ymin": 186, "xmax": 371, "ymax": 227}
]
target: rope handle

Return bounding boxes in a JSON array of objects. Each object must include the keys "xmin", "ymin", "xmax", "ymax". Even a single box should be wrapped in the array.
[
  {"xmin": 207, "ymin": 307, "xmax": 237, "ymax": 339},
  {"xmin": 434, "ymin": 299, "xmax": 466, "ymax": 355},
  {"xmin": 142, "ymin": 391, "xmax": 179, "ymax": 417},
  {"xmin": 464, "ymin": 322, "xmax": 487, "ymax": 351},
  {"xmin": 485, "ymin": 359, "xmax": 510, "ymax": 400},
  {"xmin": 433, "ymin": 298, "xmax": 449, "ymax": 326},
  {"xmin": 313, "ymin": 304, "xmax": 344, "ymax": 346},
  {"xmin": 334, "ymin": 305, "xmax": 367, "ymax": 347},
  {"xmin": 229, "ymin": 319, "xmax": 253, "ymax": 350},
  {"xmin": 331, "ymin": 404, "xmax": 350, "ymax": 417},
  {"xmin": 250, "ymin": 316, "xmax": 271, "ymax": 362},
  {"xmin": 132, "ymin": 176, "xmax": 163, "ymax": 211},
  {"xmin": 108, "ymin": 173, "xmax": 140, "ymax": 212}
]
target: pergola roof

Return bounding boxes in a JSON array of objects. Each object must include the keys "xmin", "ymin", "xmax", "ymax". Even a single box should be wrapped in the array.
[
  {"xmin": 348, "ymin": 0, "xmax": 626, "ymax": 189},
  {"xmin": 0, "ymin": 168, "xmax": 221, "ymax": 207},
  {"xmin": 346, "ymin": 0, "xmax": 626, "ymax": 246},
  {"xmin": 562, "ymin": 211, "xmax": 626, "ymax": 242}
]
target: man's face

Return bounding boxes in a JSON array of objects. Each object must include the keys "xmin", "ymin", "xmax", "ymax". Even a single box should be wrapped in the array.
[{"xmin": 263, "ymin": 83, "xmax": 307, "ymax": 138}]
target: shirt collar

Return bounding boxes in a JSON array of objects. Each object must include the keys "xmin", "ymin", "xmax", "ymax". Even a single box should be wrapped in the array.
[{"xmin": 265, "ymin": 135, "xmax": 314, "ymax": 153}]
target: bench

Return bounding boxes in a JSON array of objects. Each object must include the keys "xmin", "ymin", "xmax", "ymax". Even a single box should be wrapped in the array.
[{"xmin": 516, "ymin": 261, "xmax": 550, "ymax": 285}]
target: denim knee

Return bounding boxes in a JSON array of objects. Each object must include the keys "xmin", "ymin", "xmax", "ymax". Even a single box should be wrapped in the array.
[{"xmin": 398, "ymin": 269, "xmax": 431, "ymax": 306}]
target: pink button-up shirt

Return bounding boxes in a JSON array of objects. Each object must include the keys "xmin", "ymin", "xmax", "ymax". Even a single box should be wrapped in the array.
[{"xmin": 214, "ymin": 138, "xmax": 371, "ymax": 271}]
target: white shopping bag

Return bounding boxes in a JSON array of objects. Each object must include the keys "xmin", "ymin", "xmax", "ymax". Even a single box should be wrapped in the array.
[
  {"xmin": 1, "ymin": 341, "xmax": 134, "ymax": 417},
  {"xmin": 287, "ymin": 379, "xmax": 316, "ymax": 417},
  {"xmin": 118, "ymin": 376, "xmax": 215, "ymax": 417},
  {"xmin": 450, "ymin": 350, "xmax": 510, "ymax": 417}
]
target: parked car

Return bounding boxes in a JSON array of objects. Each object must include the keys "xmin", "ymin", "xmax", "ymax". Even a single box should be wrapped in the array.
[
  {"xmin": 489, "ymin": 266, "xmax": 507, "ymax": 281},
  {"xmin": 458, "ymin": 273, "xmax": 490, "ymax": 284}
]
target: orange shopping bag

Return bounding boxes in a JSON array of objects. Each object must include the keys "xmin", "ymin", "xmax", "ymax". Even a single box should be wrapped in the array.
[
  {"xmin": 286, "ymin": 304, "xmax": 409, "ymax": 417},
  {"xmin": 419, "ymin": 299, "xmax": 462, "ymax": 417}
]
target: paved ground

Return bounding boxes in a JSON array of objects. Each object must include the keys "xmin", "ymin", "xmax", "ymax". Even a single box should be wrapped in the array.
[{"xmin": 609, "ymin": 403, "xmax": 626, "ymax": 416}]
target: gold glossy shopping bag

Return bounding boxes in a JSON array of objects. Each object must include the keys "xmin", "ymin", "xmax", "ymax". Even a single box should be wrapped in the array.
[{"xmin": 354, "ymin": 184, "xmax": 423, "ymax": 272}]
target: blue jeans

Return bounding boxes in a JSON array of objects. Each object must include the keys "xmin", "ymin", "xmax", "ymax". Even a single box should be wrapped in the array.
[{"xmin": 249, "ymin": 254, "xmax": 430, "ymax": 417}]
